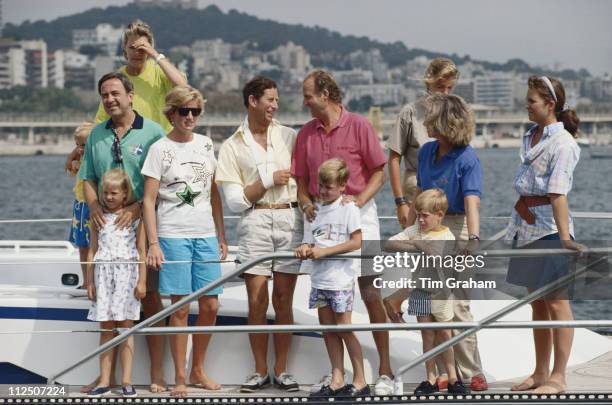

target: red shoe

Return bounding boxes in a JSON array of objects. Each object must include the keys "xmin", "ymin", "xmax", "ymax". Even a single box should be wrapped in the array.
[
  {"xmin": 470, "ymin": 375, "xmax": 488, "ymax": 391},
  {"xmin": 435, "ymin": 376, "xmax": 448, "ymax": 391}
]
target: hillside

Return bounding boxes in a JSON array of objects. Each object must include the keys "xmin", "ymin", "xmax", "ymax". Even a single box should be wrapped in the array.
[{"xmin": 2, "ymin": 3, "xmax": 590, "ymax": 79}]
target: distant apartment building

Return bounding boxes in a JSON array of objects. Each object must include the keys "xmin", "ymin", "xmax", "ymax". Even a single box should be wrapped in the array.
[
  {"xmin": 62, "ymin": 50, "xmax": 95, "ymax": 90},
  {"xmin": 405, "ymin": 56, "xmax": 430, "ymax": 80},
  {"xmin": 474, "ymin": 73, "xmax": 520, "ymax": 110},
  {"xmin": 72, "ymin": 23, "xmax": 123, "ymax": 56},
  {"xmin": 198, "ymin": 63, "xmax": 242, "ymax": 92},
  {"xmin": 133, "ymin": 0, "xmax": 198, "ymax": 8},
  {"xmin": 0, "ymin": 40, "xmax": 26, "ymax": 88},
  {"xmin": 22, "ymin": 40, "xmax": 48, "ymax": 88},
  {"xmin": 48, "ymin": 50, "xmax": 65, "ymax": 89},
  {"xmin": 332, "ymin": 69, "xmax": 373, "ymax": 87},
  {"xmin": 349, "ymin": 48, "xmax": 388, "ymax": 82},
  {"xmin": 582, "ymin": 75, "xmax": 612, "ymax": 102},
  {"xmin": 345, "ymin": 83, "xmax": 405, "ymax": 105},
  {"xmin": 191, "ymin": 39, "xmax": 232, "ymax": 81},
  {"xmin": 0, "ymin": 40, "xmax": 51, "ymax": 88},
  {"xmin": 454, "ymin": 80, "xmax": 474, "ymax": 103},
  {"xmin": 269, "ymin": 41, "xmax": 311, "ymax": 75}
]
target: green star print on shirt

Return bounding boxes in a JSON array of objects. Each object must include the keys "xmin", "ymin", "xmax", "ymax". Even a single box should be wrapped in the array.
[{"xmin": 176, "ymin": 184, "xmax": 201, "ymax": 207}]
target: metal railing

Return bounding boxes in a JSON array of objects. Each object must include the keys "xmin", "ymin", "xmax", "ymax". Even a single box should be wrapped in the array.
[
  {"xmin": 48, "ymin": 247, "xmax": 612, "ymax": 385},
  {"xmin": 2, "ymin": 211, "xmax": 612, "ymax": 224}
]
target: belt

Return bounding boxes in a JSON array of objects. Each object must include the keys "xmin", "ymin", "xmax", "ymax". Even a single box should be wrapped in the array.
[
  {"xmin": 253, "ymin": 201, "xmax": 299, "ymax": 210},
  {"xmin": 514, "ymin": 195, "xmax": 550, "ymax": 225}
]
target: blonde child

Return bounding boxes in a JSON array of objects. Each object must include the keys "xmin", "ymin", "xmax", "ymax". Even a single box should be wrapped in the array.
[
  {"xmin": 85, "ymin": 169, "xmax": 146, "ymax": 397},
  {"xmin": 386, "ymin": 189, "xmax": 469, "ymax": 395},
  {"xmin": 295, "ymin": 158, "xmax": 370, "ymax": 398},
  {"xmin": 67, "ymin": 121, "xmax": 95, "ymax": 287}
]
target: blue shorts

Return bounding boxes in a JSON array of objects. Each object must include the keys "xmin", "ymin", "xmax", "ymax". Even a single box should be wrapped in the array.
[
  {"xmin": 309, "ymin": 287, "xmax": 354, "ymax": 313},
  {"xmin": 158, "ymin": 237, "xmax": 223, "ymax": 296},
  {"xmin": 68, "ymin": 200, "xmax": 91, "ymax": 248}
]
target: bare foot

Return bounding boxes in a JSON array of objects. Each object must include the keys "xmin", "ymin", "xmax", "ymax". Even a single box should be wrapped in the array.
[
  {"xmin": 511, "ymin": 374, "xmax": 548, "ymax": 391},
  {"xmin": 171, "ymin": 384, "xmax": 188, "ymax": 397},
  {"xmin": 150, "ymin": 381, "xmax": 168, "ymax": 393},
  {"xmin": 533, "ymin": 377, "xmax": 566, "ymax": 394},
  {"xmin": 190, "ymin": 371, "xmax": 221, "ymax": 390}
]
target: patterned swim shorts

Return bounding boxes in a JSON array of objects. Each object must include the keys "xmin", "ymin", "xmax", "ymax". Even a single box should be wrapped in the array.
[{"xmin": 309, "ymin": 287, "xmax": 354, "ymax": 313}]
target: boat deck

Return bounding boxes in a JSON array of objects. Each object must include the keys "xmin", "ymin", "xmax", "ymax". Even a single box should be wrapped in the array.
[{"xmin": 2, "ymin": 350, "xmax": 611, "ymax": 403}]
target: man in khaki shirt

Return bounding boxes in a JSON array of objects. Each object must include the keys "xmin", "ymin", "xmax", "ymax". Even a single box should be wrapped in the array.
[{"xmin": 215, "ymin": 76, "xmax": 303, "ymax": 393}]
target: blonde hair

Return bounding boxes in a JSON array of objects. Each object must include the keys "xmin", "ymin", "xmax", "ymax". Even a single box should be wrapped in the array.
[
  {"xmin": 423, "ymin": 58, "xmax": 459, "ymax": 89},
  {"xmin": 415, "ymin": 188, "xmax": 448, "ymax": 214},
  {"xmin": 122, "ymin": 20, "xmax": 155, "ymax": 57},
  {"xmin": 424, "ymin": 93, "xmax": 474, "ymax": 147},
  {"xmin": 101, "ymin": 169, "xmax": 134, "ymax": 207},
  {"xmin": 318, "ymin": 158, "xmax": 349, "ymax": 186},
  {"xmin": 74, "ymin": 120, "xmax": 95, "ymax": 145},
  {"xmin": 163, "ymin": 85, "xmax": 205, "ymax": 122}
]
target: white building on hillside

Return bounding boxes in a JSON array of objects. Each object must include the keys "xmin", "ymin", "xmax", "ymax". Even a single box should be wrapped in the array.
[{"xmin": 72, "ymin": 23, "xmax": 123, "ymax": 56}]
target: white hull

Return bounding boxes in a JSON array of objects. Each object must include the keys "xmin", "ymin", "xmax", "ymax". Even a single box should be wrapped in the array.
[{"xmin": 1, "ymin": 241, "xmax": 611, "ymax": 385}]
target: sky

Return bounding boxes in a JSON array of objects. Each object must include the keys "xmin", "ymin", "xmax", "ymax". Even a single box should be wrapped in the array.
[{"xmin": 3, "ymin": 0, "xmax": 611, "ymax": 76}]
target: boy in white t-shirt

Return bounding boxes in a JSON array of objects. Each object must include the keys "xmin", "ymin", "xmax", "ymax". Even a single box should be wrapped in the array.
[
  {"xmin": 295, "ymin": 158, "xmax": 370, "ymax": 398},
  {"xmin": 385, "ymin": 188, "xmax": 469, "ymax": 395}
]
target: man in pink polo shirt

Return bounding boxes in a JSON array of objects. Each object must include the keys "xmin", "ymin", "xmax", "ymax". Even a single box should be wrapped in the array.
[{"xmin": 291, "ymin": 70, "xmax": 394, "ymax": 395}]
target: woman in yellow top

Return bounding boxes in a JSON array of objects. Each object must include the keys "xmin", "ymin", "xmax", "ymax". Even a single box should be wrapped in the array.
[{"xmin": 94, "ymin": 19, "xmax": 187, "ymax": 131}]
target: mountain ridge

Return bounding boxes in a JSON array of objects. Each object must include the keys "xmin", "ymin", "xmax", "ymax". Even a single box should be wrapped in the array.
[{"xmin": 2, "ymin": 3, "xmax": 590, "ymax": 79}]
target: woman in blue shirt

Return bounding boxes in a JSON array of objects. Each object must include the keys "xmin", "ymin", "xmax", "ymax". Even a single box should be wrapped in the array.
[{"xmin": 405, "ymin": 93, "xmax": 487, "ymax": 392}]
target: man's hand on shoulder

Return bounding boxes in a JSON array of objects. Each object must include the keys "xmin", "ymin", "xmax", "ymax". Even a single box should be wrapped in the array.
[{"xmin": 115, "ymin": 202, "xmax": 142, "ymax": 229}]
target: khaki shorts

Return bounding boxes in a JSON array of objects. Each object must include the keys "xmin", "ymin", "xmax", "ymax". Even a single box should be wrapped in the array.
[
  {"xmin": 402, "ymin": 170, "xmax": 418, "ymax": 203},
  {"xmin": 237, "ymin": 207, "xmax": 304, "ymax": 277},
  {"xmin": 442, "ymin": 214, "xmax": 469, "ymax": 241},
  {"xmin": 431, "ymin": 292, "xmax": 454, "ymax": 322}
]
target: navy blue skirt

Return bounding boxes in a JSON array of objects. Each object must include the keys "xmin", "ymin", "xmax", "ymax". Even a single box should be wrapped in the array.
[{"xmin": 506, "ymin": 233, "xmax": 575, "ymax": 290}]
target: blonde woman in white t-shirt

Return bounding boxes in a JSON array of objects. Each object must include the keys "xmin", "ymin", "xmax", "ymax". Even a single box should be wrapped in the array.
[{"xmin": 142, "ymin": 86, "xmax": 227, "ymax": 397}]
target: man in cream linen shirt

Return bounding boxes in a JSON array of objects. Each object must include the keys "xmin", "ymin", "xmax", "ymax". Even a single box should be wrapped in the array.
[{"xmin": 215, "ymin": 76, "xmax": 303, "ymax": 393}]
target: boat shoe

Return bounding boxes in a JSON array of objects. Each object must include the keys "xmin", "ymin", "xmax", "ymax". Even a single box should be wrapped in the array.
[
  {"xmin": 86, "ymin": 386, "xmax": 112, "ymax": 397},
  {"xmin": 240, "ymin": 372, "xmax": 271, "ymax": 392},
  {"xmin": 273, "ymin": 372, "xmax": 299, "ymax": 392},
  {"xmin": 122, "ymin": 385, "xmax": 137, "ymax": 397},
  {"xmin": 336, "ymin": 383, "xmax": 372, "ymax": 397},
  {"xmin": 413, "ymin": 380, "xmax": 439, "ymax": 395},
  {"xmin": 374, "ymin": 375, "xmax": 394, "ymax": 395}
]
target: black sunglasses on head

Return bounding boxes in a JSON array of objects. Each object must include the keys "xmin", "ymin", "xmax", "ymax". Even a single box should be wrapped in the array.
[
  {"xmin": 177, "ymin": 107, "xmax": 202, "ymax": 117},
  {"xmin": 112, "ymin": 136, "xmax": 123, "ymax": 164}
]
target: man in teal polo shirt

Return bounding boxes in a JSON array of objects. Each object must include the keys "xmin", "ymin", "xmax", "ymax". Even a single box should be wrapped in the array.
[
  {"xmin": 78, "ymin": 71, "xmax": 166, "ymax": 392},
  {"xmin": 79, "ymin": 71, "xmax": 164, "ymax": 227}
]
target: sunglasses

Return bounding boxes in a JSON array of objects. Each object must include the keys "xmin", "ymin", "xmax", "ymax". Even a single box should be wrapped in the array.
[
  {"xmin": 177, "ymin": 107, "xmax": 202, "ymax": 117},
  {"xmin": 112, "ymin": 135, "xmax": 123, "ymax": 165}
]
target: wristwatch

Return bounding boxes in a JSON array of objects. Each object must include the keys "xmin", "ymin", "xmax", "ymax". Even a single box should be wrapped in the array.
[
  {"xmin": 301, "ymin": 202, "xmax": 313, "ymax": 211},
  {"xmin": 468, "ymin": 234, "xmax": 480, "ymax": 241},
  {"xmin": 155, "ymin": 53, "xmax": 166, "ymax": 63},
  {"xmin": 394, "ymin": 196, "xmax": 408, "ymax": 207}
]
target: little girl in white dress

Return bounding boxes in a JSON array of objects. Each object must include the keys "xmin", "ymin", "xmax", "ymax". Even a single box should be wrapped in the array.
[{"xmin": 85, "ymin": 168, "xmax": 146, "ymax": 397}]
